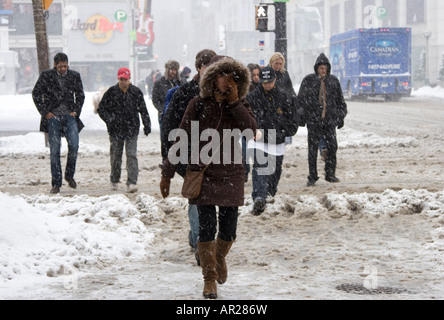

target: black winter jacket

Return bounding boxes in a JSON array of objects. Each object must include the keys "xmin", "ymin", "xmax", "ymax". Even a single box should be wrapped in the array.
[
  {"xmin": 246, "ymin": 85, "xmax": 300, "ymax": 145},
  {"xmin": 152, "ymin": 76, "xmax": 181, "ymax": 115},
  {"xmin": 161, "ymin": 75, "xmax": 200, "ymax": 160},
  {"xmin": 97, "ymin": 84, "xmax": 151, "ymax": 140},
  {"xmin": 298, "ymin": 53, "xmax": 347, "ymax": 127},
  {"xmin": 276, "ymin": 70, "xmax": 296, "ymax": 97},
  {"xmin": 32, "ymin": 68, "xmax": 85, "ymax": 133}
]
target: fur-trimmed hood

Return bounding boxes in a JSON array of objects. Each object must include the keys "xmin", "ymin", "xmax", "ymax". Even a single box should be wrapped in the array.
[{"xmin": 199, "ymin": 56, "xmax": 251, "ymax": 100}]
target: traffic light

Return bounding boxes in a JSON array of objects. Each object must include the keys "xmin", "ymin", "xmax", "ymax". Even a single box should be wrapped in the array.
[{"xmin": 255, "ymin": 5, "xmax": 268, "ymax": 32}]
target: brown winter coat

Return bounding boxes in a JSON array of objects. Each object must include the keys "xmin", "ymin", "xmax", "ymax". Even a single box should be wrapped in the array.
[{"xmin": 162, "ymin": 57, "xmax": 257, "ymax": 206}]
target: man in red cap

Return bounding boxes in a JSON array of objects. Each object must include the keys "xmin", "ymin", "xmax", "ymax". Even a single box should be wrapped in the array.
[{"xmin": 98, "ymin": 67, "xmax": 151, "ymax": 193}]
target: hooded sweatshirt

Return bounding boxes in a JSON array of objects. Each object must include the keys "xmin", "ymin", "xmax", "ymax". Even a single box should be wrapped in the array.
[{"xmin": 297, "ymin": 53, "xmax": 347, "ymax": 127}]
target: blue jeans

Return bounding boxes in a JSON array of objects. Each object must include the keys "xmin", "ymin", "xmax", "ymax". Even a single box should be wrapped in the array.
[
  {"xmin": 47, "ymin": 115, "xmax": 79, "ymax": 188},
  {"xmin": 188, "ymin": 204, "xmax": 199, "ymax": 249},
  {"xmin": 109, "ymin": 135, "xmax": 139, "ymax": 185},
  {"xmin": 251, "ymin": 149, "xmax": 284, "ymax": 200},
  {"xmin": 242, "ymin": 136, "xmax": 250, "ymax": 176}
]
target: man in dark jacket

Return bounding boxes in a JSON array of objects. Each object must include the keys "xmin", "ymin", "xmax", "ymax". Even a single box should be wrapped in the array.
[
  {"xmin": 180, "ymin": 66, "xmax": 192, "ymax": 85},
  {"xmin": 152, "ymin": 60, "xmax": 181, "ymax": 124},
  {"xmin": 32, "ymin": 52, "xmax": 85, "ymax": 194},
  {"xmin": 246, "ymin": 66, "xmax": 300, "ymax": 215},
  {"xmin": 98, "ymin": 67, "xmax": 151, "ymax": 193},
  {"xmin": 161, "ymin": 50, "xmax": 216, "ymax": 168},
  {"xmin": 298, "ymin": 53, "xmax": 347, "ymax": 186},
  {"xmin": 160, "ymin": 49, "xmax": 216, "ymax": 264}
]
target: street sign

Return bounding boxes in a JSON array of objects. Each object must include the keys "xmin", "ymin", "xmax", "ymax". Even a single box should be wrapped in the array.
[
  {"xmin": 377, "ymin": 7, "xmax": 388, "ymax": 19},
  {"xmin": 115, "ymin": 10, "xmax": 128, "ymax": 23},
  {"xmin": 42, "ymin": 0, "xmax": 54, "ymax": 10}
]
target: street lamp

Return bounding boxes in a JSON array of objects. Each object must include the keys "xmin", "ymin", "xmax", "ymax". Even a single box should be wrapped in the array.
[{"xmin": 423, "ymin": 31, "xmax": 431, "ymax": 86}]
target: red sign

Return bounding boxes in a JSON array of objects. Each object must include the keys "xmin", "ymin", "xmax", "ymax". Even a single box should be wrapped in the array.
[
  {"xmin": 1, "ymin": 0, "xmax": 12, "ymax": 11},
  {"xmin": 136, "ymin": 13, "xmax": 155, "ymax": 46}
]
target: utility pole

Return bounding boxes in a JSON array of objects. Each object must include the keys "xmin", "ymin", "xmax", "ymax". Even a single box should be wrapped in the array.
[
  {"xmin": 274, "ymin": 2, "xmax": 287, "ymax": 68},
  {"xmin": 32, "ymin": 0, "xmax": 50, "ymax": 72},
  {"xmin": 32, "ymin": 0, "xmax": 50, "ymax": 146}
]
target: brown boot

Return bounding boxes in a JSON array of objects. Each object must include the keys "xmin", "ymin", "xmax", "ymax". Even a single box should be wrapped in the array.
[
  {"xmin": 197, "ymin": 241, "xmax": 218, "ymax": 299},
  {"xmin": 216, "ymin": 237, "xmax": 233, "ymax": 285}
]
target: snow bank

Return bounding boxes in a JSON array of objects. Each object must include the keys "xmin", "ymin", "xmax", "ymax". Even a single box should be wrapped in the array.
[
  {"xmin": 0, "ymin": 192, "xmax": 157, "ymax": 284},
  {"xmin": 0, "ymin": 92, "xmax": 160, "ymax": 133},
  {"xmin": 241, "ymin": 189, "xmax": 444, "ymax": 220},
  {"xmin": 412, "ymin": 85, "xmax": 444, "ymax": 100},
  {"xmin": 0, "ymin": 132, "xmax": 107, "ymax": 156},
  {"xmin": 2, "ymin": 188, "xmax": 443, "ymax": 288}
]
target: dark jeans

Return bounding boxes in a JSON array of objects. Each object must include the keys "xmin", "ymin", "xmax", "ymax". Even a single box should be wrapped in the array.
[
  {"xmin": 109, "ymin": 135, "xmax": 138, "ymax": 185},
  {"xmin": 188, "ymin": 204, "xmax": 199, "ymax": 249},
  {"xmin": 307, "ymin": 122, "xmax": 338, "ymax": 181},
  {"xmin": 242, "ymin": 136, "xmax": 250, "ymax": 175},
  {"xmin": 251, "ymin": 149, "xmax": 284, "ymax": 200},
  {"xmin": 198, "ymin": 205, "xmax": 238, "ymax": 243},
  {"xmin": 319, "ymin": 136, "xmax": 327, "ymax": 153},
  {"xmin": 47, "ymin": 115, "xmax": 79, "ymax": 188}
]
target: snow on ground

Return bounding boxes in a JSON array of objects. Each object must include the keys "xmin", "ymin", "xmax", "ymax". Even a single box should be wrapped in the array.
[{"xmin": 0, "ymin": 87, "xmax": 443, "ymax": 300}]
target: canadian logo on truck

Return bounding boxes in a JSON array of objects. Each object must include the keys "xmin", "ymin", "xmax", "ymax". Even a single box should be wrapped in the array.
[{"xmin": 368, "ymin": 40, "xmax": 401, "ymax": 57}]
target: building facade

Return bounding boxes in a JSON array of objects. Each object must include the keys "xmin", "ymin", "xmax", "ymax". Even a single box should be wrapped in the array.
[
  {"xmin": 6, "ymin": 0, "xmax": 444, "ymax": 93},
  {"xmin": 8, "ymin": 0, "xmax": 154, "ymax": 92}
]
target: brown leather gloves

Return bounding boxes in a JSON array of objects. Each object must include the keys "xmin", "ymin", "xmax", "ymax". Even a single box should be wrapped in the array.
[{"xmin": 160, "ymin": 176, "xmax": 171, "ymax": 199}]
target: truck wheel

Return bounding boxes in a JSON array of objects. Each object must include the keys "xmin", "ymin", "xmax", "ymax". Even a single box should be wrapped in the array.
[{"xmin": 385, "ymin": 95, "xmax": 401, "ymax": 102}]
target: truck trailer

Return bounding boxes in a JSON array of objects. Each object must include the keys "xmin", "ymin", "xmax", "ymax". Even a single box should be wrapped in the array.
[{"xmin": 330, "ymin": 28, "xmax": 412, "ymax": 101}]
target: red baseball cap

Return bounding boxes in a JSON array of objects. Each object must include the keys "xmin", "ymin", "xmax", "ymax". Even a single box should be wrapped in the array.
[{"xmin": 118, "ymin": 67, "xmax": 131, "ymax": 80}]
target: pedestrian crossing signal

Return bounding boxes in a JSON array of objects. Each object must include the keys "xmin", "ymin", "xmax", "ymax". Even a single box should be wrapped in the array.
[{"xmin": 255, "ymin": 6, "xmax": 268, "ymax": 32}]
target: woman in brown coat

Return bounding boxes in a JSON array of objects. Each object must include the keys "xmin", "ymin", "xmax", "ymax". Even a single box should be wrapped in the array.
[{"xmin": 160, "ymin": 56, "xmax": 258, "ymax": 299}]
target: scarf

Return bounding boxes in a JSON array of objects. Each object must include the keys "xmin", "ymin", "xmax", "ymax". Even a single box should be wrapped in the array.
[{"xmin": 319, "ymin": 76, "xmax": 327, "ymax": 119}]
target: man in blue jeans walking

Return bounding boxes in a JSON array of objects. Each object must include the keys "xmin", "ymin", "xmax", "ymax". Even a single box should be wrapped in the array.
[
  {"xmin": 246, "ymin": 67, "xmax": 300, "ymax": 215},
  {"xmin": 32, "ymin": 53, "xmax": 85, "ymax": 194}
]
